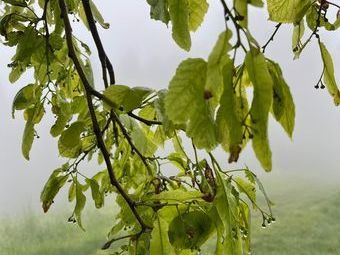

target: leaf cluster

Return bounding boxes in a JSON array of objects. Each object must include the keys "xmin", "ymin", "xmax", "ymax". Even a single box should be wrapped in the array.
[{"xmin": 1, "ymin": 0, "xmax": 339, "ymax": 254}]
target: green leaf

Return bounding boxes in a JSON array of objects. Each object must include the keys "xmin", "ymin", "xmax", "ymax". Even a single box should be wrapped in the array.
[
  {"xmin": 150, "ymin": 213, "xmax": 176, "ymax": 255},
  {"xmin": 24, "ymin": 103, "xmax": 45, "ymax": 125},
  {"xmin": 74, "ymin": 180, "xmax": 86, "ymax": 230},
  {"xmin": 86, "ymin": 178, "xmax": 104, "ymax": 209},
  {"xmin": 234, "ymin": 177, "xmax": 256, "ymax": 203},
  {"xmin": 234, "ymin": 0, "xmax": 248, "ymax": 28},
  {"xmin": 165, "ymin": 59, "xmax": 203, "ymax": 123},
  {"xmin": 51, "ymin": 100, "xmax": 72, "ymax": 137},
  {"xmin": 83, "ymin": 58, "xmax": 94, "ymax": 88},
  {"xmin": 89, "ymin": 0, "xmax": 110, "ymax": 29},
  {"xmin": 187, "ymin": 0, "xmax": 209, "ymax": 32},
  {"xmin": 168, "ymin": 210, "xmax": 213, "ymax": 249},
  {"xmin": 103, "ymin": 85, "xmax": 153, "ymax": 112},
  {"xmin": 267, "ymin": 0, "xmax": 311, "ymax": 23},
  {"xmin": 205, "ymin": 30, "xmax": 232, "ymax": 106},
  {"xmin": 216, "ymin": 60, "xmax": 244, "ymax": 163},
  {"xmin": 3, "ymin": 0, "xmax": 27, "ymax": 7},
  {"xmin": 249, "ymin": 0, "xmax": 263, "ymax": 7},
  {"xmin": 40, "ymin": 169, "xmax": 68, "ymax": 213},
  {"xmin": 68, "ymin": 182, "xmax": 76, "ymax": 202},
  {"xmin": 103, "ymin": 85, "xmax": 130, "ymax": 108},
  {"xmin": 12, "ymin": 84, "xmax": 36, "ymax": 118},
  {"xmin": 51, "ymin": 115, "xmax": 70, "ymax": 137},
  {"xmin": 147, "ymin": 0, "xmax": 170, "ymax": 24},
  {"xmin": 150, "ymin": 190, "xmax": 203, "ymax": 202},
  {"xmin": 165, "ymin": 58, "xmax": 217, "ymax": 150},
  {"xmin": 130, "ymin": 123, "xmax": 158, "ymax": 157},
  {"xmin": 319, "ymin": 42, "xmax": 340, "ymax": 105},
  {"xmin": 245, "ymin": 48, "xmax": 273, "ymax": 171},
  {"xmin": 267, "ymin": 61, "xmax": 295, "ymax": 137},
  {"xmin": 167, "ymin": 152, "xmax": 187, "ymax": 172},
  {"xmin": 154, "ymin": 90, "xmax": 175, "ymax": 136},
  {"xmin": 168, "ymin": 0, "xmax": 191, "ymax": 51},
  {"xmin": 292, "ymin": 20, "xmax": 305, "ymax": 59},
  {"xmin": 213, "ymin": 173, "xmax": 243, "ymax": 255},
  {"xmin": 2, "ymin": 0, "xmax": 27, "ymax": 7},
  {"xmin": 58, "ymin": 121, "xmax": 85, "ymax": 158},
  {"xmin": 9, "ymin": 65, "xmax": 26, "ymax": 84},
  {"xmin": 292, "ymin": 20, "xmax": 305, "ymax": 53},
  {"xmin": 22, "ymin": 121, "xmax": 35, "ymax": 160}
]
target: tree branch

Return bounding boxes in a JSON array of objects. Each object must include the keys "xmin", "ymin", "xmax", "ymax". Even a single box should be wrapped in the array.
[
  {"xmin": 219, "ymin": 0, "xmax": 246, "ymax": 51},
  {"xmin": 58, "ymin": 0, "xmax": 150, "ymax": 231},
  {"xmin": 262, "ymin": 23, "xmax": 282, "ymax": 53},
  {"xmin": 128, "ymin": 112, "xmax": 162, "ymax": 126},
  {"xmin": 81, "ymin": 0, "xmax": 115, "ymax": 86}
]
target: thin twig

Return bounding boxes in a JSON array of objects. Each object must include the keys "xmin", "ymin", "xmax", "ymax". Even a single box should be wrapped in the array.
[
  {"xmin": 102, "ymin": 232, "xmax": 141, "ymax": 250},
  {"xmin": 128, "ymin": 112, "xmax": 162, "ymax": 126},
  {"xmin": 262, "ymin": 23, "xmax": 282, "ymax": 53}
]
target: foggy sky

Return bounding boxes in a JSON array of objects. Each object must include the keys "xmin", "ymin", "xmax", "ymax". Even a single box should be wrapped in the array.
[{"xmin": 1, "ymin": 1, "xmax": 340, "ymax": 215}]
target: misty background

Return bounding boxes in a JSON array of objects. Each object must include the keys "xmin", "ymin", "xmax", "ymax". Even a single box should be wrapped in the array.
[{"xmin": 1, "ymin": 0, "xmax": 340, "ymax": 216}]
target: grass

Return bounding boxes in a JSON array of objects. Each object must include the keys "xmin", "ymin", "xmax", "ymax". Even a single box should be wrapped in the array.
[
  {"xmin": 0, "ymin": 207, "xmax": 114, "ymax": 255},
  {"xmin": 1, "ymin": 173, "xmax": 340, "ymax": 254}
]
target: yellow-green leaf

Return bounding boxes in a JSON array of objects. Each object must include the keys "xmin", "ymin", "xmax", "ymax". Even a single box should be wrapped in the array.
[
  {"xmin": 58, "ymin": 121, "xmax": 85, "ymax": 158},
  {"xmin": 40, "ymin": 169, "xmax": 68, "ymax": 213},
  {"xmin": 168, "ymin": 0, "xmax": 191, "ymax": 51},
  {"xmin": 187, "ymin": 0, "xmax": 209, "ymax": 32},
  {"xmin": 150, "ymin": 213, "xmax": 176, "ymax": 255},
  {"xmin": 235, "ymin": 0, "xmax": 248, "ymax": 28},
  {"xmin": 234, "ymin": 177, "xmax": 256, "ymax": 203},
  {"xmin": 205, "ymin": 30, "xmax": 232, "ymax": 106},
  {"xmin": 150, "ymin": 190, "xmax": 203, "ymax": 202},
  {"xmin": 267, "ymin": 0, "xmax": 311, "ymax": 23},
  {"xmin": 245, "ymin": 48, "xmax": 273, "ymax": 171},
  {"xmin": 147, "ymin": 0, "xmax": 170, "ymax": 24},
  {"xmin": 319, "ymin": 42, "xmax": 340, "ymax": 105},
  {"xmin": 86, "ymin": 178, "xmax": 104, "ymax": 209},
  {"xmin": 103, "ymin": 85, "xmax": 153, "ymax": 112},
  {"xmin": 74, "ymin": 180, "xmax": 86, "ymax": 230},
  {"xmin": 165, "ymin": 58, "xmax": 217, "ymax": 150},
  {"xmin": 268, "ymin": 61, "xmax": 295, "ymax": 137},
  {"xmin": 168, "ymin": 211, "xmax": 213, "ymax": 249},
  {"xmin": 12, "ymin": 84, "xmax": 36, "ymax": 117},
  {"xmin": 22, "ymin": 121, "xmax": 35, "ymax": 160},
  {"xmin": 216, "ymin": 60, "xmax": 244, "ymax": 163}
]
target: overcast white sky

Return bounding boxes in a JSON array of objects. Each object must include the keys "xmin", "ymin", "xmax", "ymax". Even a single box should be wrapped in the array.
[{"xmin": 1, "ymin": 1, "xmax": 340, "ymax": 215}]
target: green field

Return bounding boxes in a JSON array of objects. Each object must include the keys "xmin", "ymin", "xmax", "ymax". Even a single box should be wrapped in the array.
[{"xmin": 1, "ymin": 173, "xmax": 340, "ymax": 255}]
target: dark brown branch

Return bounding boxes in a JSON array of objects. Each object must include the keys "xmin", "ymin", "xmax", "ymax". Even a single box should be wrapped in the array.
[
  {"xmin": 219, "ymin": 0, "xmax": 246, "ymax": 51},
  {"xmin": 297, "ymin": 3, "xmax": 323, "ymax": 54},
  {"xmin": 327, "ymin": 1, "xmax": 340, "ymax": 9},
  {"xmin": 81, "ymin": 0, "xmax": 115, "ymax": 86},
  {"xmin": 128, "ymin": 112, "xmax": 162, "ymax": 126},
  {"xmin": 42, "ymin": 0, "xmax": 52, "ymax": 83},
  {"xmin": 262, "ymin": 23, "xmax": 282, "ymax": 53},
  {"xmin": 102, "ymin": 232, "xmax": 142, "ymax": 250},
  {"xmin": 58, "ymin": 0, "xmax": 150, "ymax": 231}
]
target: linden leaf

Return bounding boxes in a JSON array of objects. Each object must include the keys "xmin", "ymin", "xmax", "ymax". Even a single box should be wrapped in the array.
[
  {"xmin": 245, "ymin": 48, "xmax": 273, "ymax": 171},
  {"xmin": 168, "ymin": 0, "xmax": 191, "ymax": 51},
  {"xmin": 267, "ymin": 0, "xmax": 311, "ymax": 23}
]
